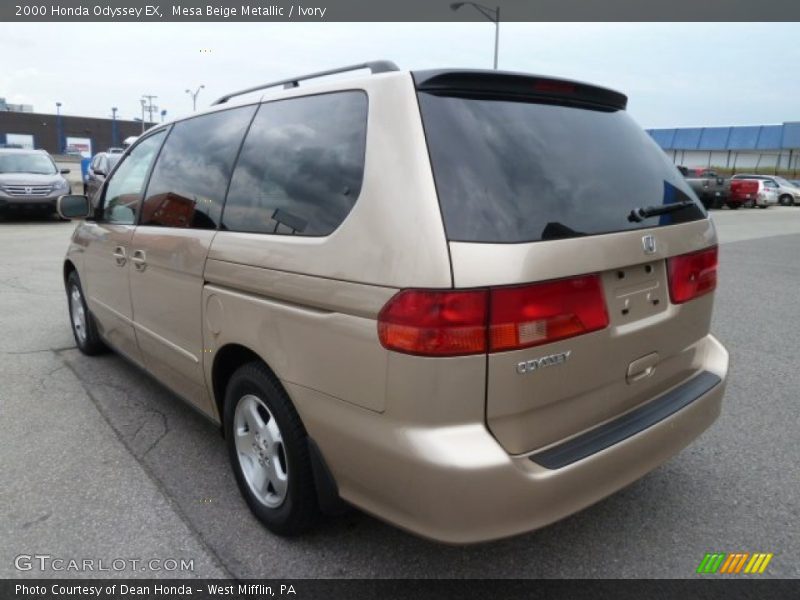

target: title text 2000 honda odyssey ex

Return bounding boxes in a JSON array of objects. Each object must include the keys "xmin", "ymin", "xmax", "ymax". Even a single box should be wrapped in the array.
[{"xmin": 58, "ymin": 62, "xmax": 728, "ymax": 544}]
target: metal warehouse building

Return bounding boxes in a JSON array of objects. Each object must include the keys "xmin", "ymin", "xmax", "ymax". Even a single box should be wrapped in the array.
[{"xmin": 647, "ymin": 122, "xmax": 800, "ymax": 173}]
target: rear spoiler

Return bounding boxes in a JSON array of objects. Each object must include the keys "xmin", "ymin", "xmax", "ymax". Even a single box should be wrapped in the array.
[{"xmin": 412, "ymin": 69, "xmax": 628, "ymax": 111}]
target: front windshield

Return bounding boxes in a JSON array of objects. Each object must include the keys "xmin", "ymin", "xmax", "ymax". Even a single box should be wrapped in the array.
[{"xmin": 0, "ymin": 153, "xmax": 57, "ymax": 175}]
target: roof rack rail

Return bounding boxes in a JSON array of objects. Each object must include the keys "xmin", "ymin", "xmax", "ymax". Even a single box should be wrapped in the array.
[{"xmin": 212, "ymin": 60, "xmax": 400, "ymax": 105}]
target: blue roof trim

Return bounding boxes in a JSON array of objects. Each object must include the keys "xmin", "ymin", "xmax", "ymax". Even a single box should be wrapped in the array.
[
  {"xmin": 648, "ymin": 122, "xmax": 800, "ymax": 150},
  {"xmin": 698, "ymin": 127, "xmax": 731, "ymax": 150},
  {"xmin": 783, "ymin": 122, "xmax": 800, "ymax": 148}
]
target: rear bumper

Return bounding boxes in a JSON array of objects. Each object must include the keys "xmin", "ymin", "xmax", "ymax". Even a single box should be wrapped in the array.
[{"xmin": 292, "ymin": 334, "xmax": 728, "ymax": 544}]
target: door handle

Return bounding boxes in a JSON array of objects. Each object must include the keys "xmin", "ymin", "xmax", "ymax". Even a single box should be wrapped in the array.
[
  {"xmin": 112, "ymin": 246, "xmax": 127, "ymax": 267},
  {"xmin": 131, "ymin": 249, "xmax": 147, "ymax": 272}
]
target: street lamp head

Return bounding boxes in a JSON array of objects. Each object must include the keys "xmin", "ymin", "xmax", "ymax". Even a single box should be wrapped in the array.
[
  {"xmin": 200, "ymin": 84, "xmax": 205, "ymax": 89},
  {"xmin": 56, "ymin": 101, "xmax": 62, "ymax": 107},
  {"xmin": 185, "ymin": 89, "xmax": 191, "ymax": 94}
]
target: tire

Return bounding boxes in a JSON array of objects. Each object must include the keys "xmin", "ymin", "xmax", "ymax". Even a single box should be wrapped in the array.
[
  {"xmin": 224, "ymin": 362, "xmax": 320, "ymax": 536},
  {"xmin": 779, "ymin": 195, "xmax": 794, "ymax": 207},
  {"xmin": 744, "ymin": 199, "xmax": 755, "ymax": 209},
  {"xmin": 726, "ymin": 202, "xmax": 740, "ymax": 210},
  {"xmin": 759, "ymin": 204, "xmax": 768, "ymax": 209},
  {"xmin": 66, "ymin": 271, "xmax": 107, "ymax": 355}
]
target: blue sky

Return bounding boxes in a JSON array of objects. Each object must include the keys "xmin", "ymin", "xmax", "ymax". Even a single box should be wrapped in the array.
[{"xmin": 2, "ymin": 22, "xmax": 798, "ymax": 127}]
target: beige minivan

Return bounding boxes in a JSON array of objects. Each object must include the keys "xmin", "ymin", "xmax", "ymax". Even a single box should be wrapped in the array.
[{"xmin": 58, "ymin": 62, "xmax": 728, "ymax": 544}]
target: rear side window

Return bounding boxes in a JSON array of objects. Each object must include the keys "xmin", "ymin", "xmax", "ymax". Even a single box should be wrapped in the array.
[
  {"xmin": 141, "ymin": 106, "xmax": 256, "ymax": 229},
  {"xmin": 222, "ymin": 91, "xmax": 368, "ymax": 236},
  {"xmin": 418, "ymin": 94, "xmax": 705, "ymax": 243}
]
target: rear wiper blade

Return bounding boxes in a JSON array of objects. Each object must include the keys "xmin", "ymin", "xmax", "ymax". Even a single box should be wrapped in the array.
[{"xmin": 628, "ymin": 200, "xmax": 695, "ymax": 223}]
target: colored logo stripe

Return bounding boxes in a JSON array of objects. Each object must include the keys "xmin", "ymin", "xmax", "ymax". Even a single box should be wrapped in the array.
[
  {"xmin": 744, "ymin": 553, "xmax": 774, "ymax": 574},
  {"xmin": 697, "ymin": 553, "xmax": 774, "ymax": 574},
  {"xmin": 697, "ymin": 553, "xmax": 726, "ymax": 573}
]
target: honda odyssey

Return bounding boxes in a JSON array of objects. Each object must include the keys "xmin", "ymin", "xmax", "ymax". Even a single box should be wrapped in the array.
[{"xmin": 58, "ymin": 62, "xmax": 729, "ymax": 543}]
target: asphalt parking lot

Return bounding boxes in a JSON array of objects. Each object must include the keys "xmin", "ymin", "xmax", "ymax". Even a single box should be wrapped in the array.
[{"xmin": 1, "ymin": 207, "xmax": 798, "ymax": 579}]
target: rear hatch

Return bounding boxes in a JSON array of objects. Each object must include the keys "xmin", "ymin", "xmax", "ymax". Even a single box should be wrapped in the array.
[
  {"xmin": 730, "ymin": 179, "xmax": 759, "ymax": 202},
  {"xmin": 414, "ymin": 70, "xmax": 718, "ymax": 455}
]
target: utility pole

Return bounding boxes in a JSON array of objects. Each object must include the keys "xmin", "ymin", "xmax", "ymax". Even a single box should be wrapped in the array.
[
  {"xmin": 141, "ymin": 94, "xmax": 158, "ymax": 127},
  {"xmin": 140, "ymin": 99, "xmax": 146, "ymax": 133}
]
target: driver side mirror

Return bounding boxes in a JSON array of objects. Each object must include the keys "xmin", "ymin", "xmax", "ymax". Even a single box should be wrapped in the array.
[
  {"xmin": 57, "ymin": 194, "xmax": 91, "ymax": 220},
  {"xmin": 93, "ymin": 169, "xmax": 106, "ymax": 177}
]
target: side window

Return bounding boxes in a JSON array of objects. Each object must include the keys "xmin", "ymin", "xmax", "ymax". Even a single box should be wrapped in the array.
[
  {"xmin": 222, "ymin": 91, "xmax": 368, "ymax": 236},
  {"xmin": 140, "ymin": 106, "xmax": 255, "ymax": 229},
  {"xmin": 102, "ymin": 131, "xmax": 166, "ymax": 225}
]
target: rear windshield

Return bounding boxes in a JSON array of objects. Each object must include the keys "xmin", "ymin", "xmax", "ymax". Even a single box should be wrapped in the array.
[{"xmin": 417, "ymin": 93, "xmax": 705, "ymax": 243}]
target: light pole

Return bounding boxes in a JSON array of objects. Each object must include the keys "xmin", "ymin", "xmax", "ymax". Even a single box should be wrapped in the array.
[
  {"xmin": 450, "ymin": 2, "xmax": 500, "ymax": 70},
  {"xmin": 185, "ymin": 85, "xmax": 205, "ymax": 111},
  {"xmin": 141, "ymin": 95, "xmax": 158, "ymax": 124},
  {"xmin": 55, "ymin": 101, "xmax": 63, "ymax": 154},
  {"xmin": 140, "ymin": 98, "xmax": 146, "ymax": 133},
  {"xmin": 111, "ymin": 106, "xmax": 118, "ymax": 146}
]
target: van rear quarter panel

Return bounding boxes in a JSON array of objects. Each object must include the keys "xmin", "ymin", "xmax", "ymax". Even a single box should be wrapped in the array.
[{"xmin": 202, "ymin": 72, "xmax": 454, "ymax": 417}]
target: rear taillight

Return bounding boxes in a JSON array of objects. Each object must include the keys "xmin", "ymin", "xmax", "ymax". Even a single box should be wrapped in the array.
[
  {"xmin": 489, "ymin": 275, "xmax": 609, "ymax": 352},
  {"xmin": 378, "ymin": 274, "xmax": 609, "ymax": 356},
  {"xmin": 377, "ymin": 289, "xmax": 488, "ymax": 356},
  {"xmin": 667, "ymin": 246, "xmax": 718, "ymax": 304}
]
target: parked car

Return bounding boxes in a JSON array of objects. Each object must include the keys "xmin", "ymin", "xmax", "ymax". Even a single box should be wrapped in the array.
[
  {"xmin": 84, "ymin": 152, "xmax": 122, "ymax": 200},
  {"xmin": 57, "ymin": 63, "xmax": 728, "ymax": 544},
  {"xmin": 728, "ymin": 178, "xmax": 779, "ymax": 209},
  {"xmin": 0, "ymin": 148, "xmax": 71, "ymax": 216},
  {"xmin": 730, "ymin": 174, "xmax": 800, "ymax": 206},
  {"xmin": 678, "ymin": 166, "xmax": 728, "ymax": 209}
]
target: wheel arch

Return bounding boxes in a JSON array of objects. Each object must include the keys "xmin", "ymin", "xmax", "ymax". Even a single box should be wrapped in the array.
[
  {"xmin": 210, "ymin": 342, "xmax": 345, "ymax": 514},
  {"xmin": 63, "ymin": 259, "xmax": 77, "ymax": 287},
  {"xmin": 211, "ymin": 343, "xmax": 265, "ymax": 430}
]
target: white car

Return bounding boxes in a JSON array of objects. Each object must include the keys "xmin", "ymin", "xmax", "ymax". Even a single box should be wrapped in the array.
[{"xmin": 731, "ymin": 174, "xmax": 800, "ymax": 206}]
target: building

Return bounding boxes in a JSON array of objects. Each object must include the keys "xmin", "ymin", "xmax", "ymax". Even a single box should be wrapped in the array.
[
  {"xmin": 0, "ymin": 111, "xmax": 155, "ymax": 156},
  {"xmin": 647, "ymin": 122, "xmax": 800, "ymax": 173}
]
